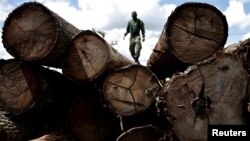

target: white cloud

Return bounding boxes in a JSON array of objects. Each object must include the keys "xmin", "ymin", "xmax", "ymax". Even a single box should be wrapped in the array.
[
  {"xmin": 0, "ymin": 32, "xmax": 13, "ymax": 59},
  {"xmin": 224, "ymin": 0, "xmax": 250, "ymax": 29},
  {"xmin": 242, "ymin": 32, "xmax": 250, "ymax": 40},
  {"xmin": 0, "ymin": 0, "xmax": 14, "ymax": 22},
  {"xmin": 224, "ymin": 0, "xmax": 246, "ymax": 27},
  {"xmin": 235, "ymin": 0, "xmax": 250, "ymax": 3}
]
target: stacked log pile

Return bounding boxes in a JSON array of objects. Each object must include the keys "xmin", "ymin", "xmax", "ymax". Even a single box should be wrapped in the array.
[{"xmin": 0, "ymin": 1, "xmax": 249, "ymax": 141}]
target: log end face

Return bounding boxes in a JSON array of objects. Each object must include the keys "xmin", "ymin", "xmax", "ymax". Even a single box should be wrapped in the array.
[
  {"xmin": 104, "ymin": 65, "xmax": 160, "ymax": 116},
  {"xmin": 2, "ymin": 2, "xmax": 57, "ymax": 61},
  {"xmin": 63, "ymin": 30, "xmax": 110, "ymax": 82},
  {"xmin": 0, "ymin": 60, "xmax": 40, "ymax": 115},
  {"xmin": 167, "ymin": 2, "xmax": 228, "ymax": 63}
]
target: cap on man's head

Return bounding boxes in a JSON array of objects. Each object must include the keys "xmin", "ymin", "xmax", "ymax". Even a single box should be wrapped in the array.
[{"xmin": 132, "ymin": 11, "xmax": 137, "ymax": 16}]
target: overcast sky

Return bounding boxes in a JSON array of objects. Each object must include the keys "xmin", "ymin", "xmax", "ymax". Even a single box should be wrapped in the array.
[{"xmin": 1, "ymin": 0, "xmax": 250, "ymax": 66}]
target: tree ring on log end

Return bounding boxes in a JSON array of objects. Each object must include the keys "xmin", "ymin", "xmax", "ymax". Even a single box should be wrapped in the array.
[
  {"xmin": 166, "ymin": 2, "xmax": 228, "ymax": 63},
  {"xmin": 0, "ymin": 60, "xmax": 41, "ymax": 115},
  {"xmin": 63, "ymin": 30, "xmax": 111, "ymax": 82},
  {"xmin": 116, "ymin": 125, "xmax": 164, "ymax": 141},
  {"xmin": 104, "ymin": 65, "xmax": 160, "ymax": 116},
  {"xmin": 2, "ymin": 2, "xmax": 58, "ymax": 61}
]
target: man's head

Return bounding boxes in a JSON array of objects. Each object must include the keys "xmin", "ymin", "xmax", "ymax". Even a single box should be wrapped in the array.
[{"xmin": 131, "ymin": 11, "xmax": 137, "ymax": 20}]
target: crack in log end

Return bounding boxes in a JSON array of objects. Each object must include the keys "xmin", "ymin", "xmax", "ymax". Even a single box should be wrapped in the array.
[
  {"xmin": 218, "ymin": 65, "xmax": 230, "ymax": 72},
  {"xmin": 176, "ymin": 105, "xmax": 186, "ymax": 110},
  {"xmin": 172, "ymin": 25, "xmax": 221, "ymax": 45},
  {"xmin": 107, "ymin": 81, "xmax": 128, "ymax": 90},
  {"xmin": 113, "ymin": 98, "xmax": 146, "ymax": 110},
  {"xmin": 80, "ymin": 49, "xmax": 93, "ymax": 63}
]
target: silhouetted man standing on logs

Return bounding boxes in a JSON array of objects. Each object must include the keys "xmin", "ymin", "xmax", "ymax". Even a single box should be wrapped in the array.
[{"xmin": 123, "ymin": 11, "xmax": 145, "ymax": 64}]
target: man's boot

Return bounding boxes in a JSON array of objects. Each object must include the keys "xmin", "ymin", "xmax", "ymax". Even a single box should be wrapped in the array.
[{"xmin": 135, "ymin": 59, "xmax": 140, "ymax": 64}]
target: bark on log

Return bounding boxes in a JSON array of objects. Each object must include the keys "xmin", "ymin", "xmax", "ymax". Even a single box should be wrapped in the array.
[
  {"xmin": 0, "ymin": 61, "xmax": 78, "ymax": 141},
  {"xmin": 2, "ymin": 2, "xmax": 80, "ymax": 68},
  {"xmin": 0, "ymin": 59, "xmax": 41, "ymax": 115},
  {"xmin": 116, "ymin": 125, "xmax": 165, "ymax": 141},
  {"xmin": 63, "ymin": 30, "xmax": 133, "ymax": 82},
  {"xmin": 0, "ymin": 112, "xmax": 28, "ymax": 141},
  {"xmin": 69, "ymin": 94, "xmax": 121, "ymax": 141},
  {"xmin": 147, "ymin": 28, "xmax": 189, "ymax": 80},
  {"xmin": 161, "ymin": 54, "xmax": 248, "ymax": 141},
  {"xmin": 103, "ymin": 65, "xmax": 160, "ymax": 116},
  {"xmin": 224, "ymin": 38, "xmax": 250, "ymax": 74},
  {"xmin": 147, "ymin": 2, "xmax": 228, "ymax": 80},
  {"xmin": 30, "ymin": 132, "xmax": 74, "ymax": 141},
  {"xmin": 0, "ymin": 112, "xmax": 71, "ymax": 141}
]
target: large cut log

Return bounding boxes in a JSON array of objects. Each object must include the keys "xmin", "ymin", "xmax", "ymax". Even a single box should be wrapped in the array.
[
  {"xmin": 116, "ymin": 125, "xmax": 166, "ymax": 141},
  {"xmin": 161, "ymin": 54, "xmax": 248, "ymax": 141},
  {"xmin": 0, "ymin": 60, "xmax": 78, "ymax": 141},
  {"xmin": 103, "ymin": 65, "xmax": 160, "ymax": 116},
  {"xmin": 69, "ymin": 94, "xmax": 121, "ymax": 141},
  {"xmin": 147, "ymin": 2, "xmax": 228, "ymax": 80},
  {"xmin": 2, "ymin": 2, "xmax": 80, "ymax": 67},
  {"xmin": 63, "ymin": 30, "xmax": 133, "ymax": 82},
  {"xmin": 0, "ymin": 59, "xmax": 41, "ymax": 115}
]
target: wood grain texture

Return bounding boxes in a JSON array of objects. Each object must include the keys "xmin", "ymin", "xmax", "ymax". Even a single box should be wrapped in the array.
[
  {"xmin": 162, "ymin": 54, "xmax": 248, "ymax": 141},
  {"xmin": 2, "ymin": 2, "xmax": 79, "ymax": 67},
  {"xmin": 166, "ymin": 2, "xmax": 228, "ymax": 63},
  {"xmin": 69, "ymin": 94, "xmax": 120, "ymax": 141},
  {"xmin": 63, "ymin": 30, "xmax": 133, "ymax": 82},
  {"xmin": 104, "ymin": 65, "xmax": 160, "ymax": 116},
  {"xmin": 147, "ymin": 25, "xmax": 188, "ymax": 80},
  {"xmin": 0, "ymin": 60, "xmax": 41, "ymax": 115},
  {"xmin": 147, "ymin": 2, "xmax": 227, "ymax": 80},
  {"xmin": 224, "ymin": 38, "xmax": 250, "ymax": 74},
  {"xmin": 0, "ymin": 65, "xmax": 77, "ymax": 141}
]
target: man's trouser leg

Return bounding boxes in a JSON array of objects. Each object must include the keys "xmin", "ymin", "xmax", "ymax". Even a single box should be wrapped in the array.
[
  {"xmin": 134, "ymin": 36, "xmax": 142, "ymax": 64},
  {"xmin": 129, "ymin": 37, "xmax": 136, "ymax": 62},
  {"xmin": 129, "ymin": 42, "xmax": 136, "ymax": 60}
]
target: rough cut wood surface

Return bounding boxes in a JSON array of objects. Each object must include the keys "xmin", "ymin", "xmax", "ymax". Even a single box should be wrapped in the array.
[
  {"xmin": 0, "ymin": 65, "xmax": 77, "ymax": 141},
  {"xmin": 147, "ymin": 25, "xmax": 189, "ymax": 80},
  {"xmin": 162, "ymin": 54, "xmax": 248, "ymax": 141},
  {"xmin": 63, "ymin": 30, "xmax": 133, "ymax": 82},
  {"xmin": 0, "ymin": 60, "xmax": 41, "ymax": 115},
  {"xmin": 166, "ymin": 2, "xmax": 228, "ymax": 63},
  {"xmin": 69, "ymin": 94, "xmax": 120, "ymax": 141},
  {"xmin": 116, "ymin": 125, "xmax": 165, "ymax": 141},
  {"xmin": 103, "ymin": 65, "xmax": 160, "ymax": 116},
  {"xmin": 2, "ymin": 2, "xmax": 79, "ymax": 67}
]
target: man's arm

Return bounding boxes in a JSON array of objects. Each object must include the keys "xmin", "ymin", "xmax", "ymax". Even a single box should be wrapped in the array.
[
  {"xmin": 123, "ymin": 21, "xmax": 130, "ymax": 39},
  {"xmin": 140, "ymin": 20, "xmax": 145, "ymax": 41}
]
